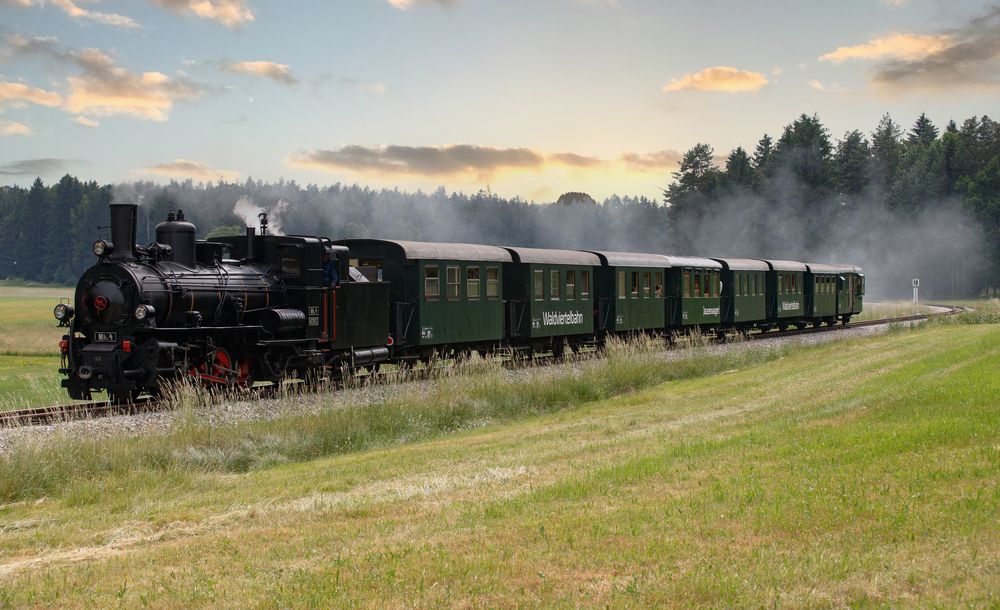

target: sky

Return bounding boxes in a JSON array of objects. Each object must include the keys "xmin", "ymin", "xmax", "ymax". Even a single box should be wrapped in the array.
[{"xmin": 0, "ymin": 0, "xmax": 998, "ymax": 201}]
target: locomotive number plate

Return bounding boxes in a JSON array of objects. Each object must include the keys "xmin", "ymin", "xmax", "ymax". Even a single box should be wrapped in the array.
[{"xmin": 95, "ymin": 332, "xmax": 117, "ymax": 343}]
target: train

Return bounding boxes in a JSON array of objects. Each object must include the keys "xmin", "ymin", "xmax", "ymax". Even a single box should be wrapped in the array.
[{"xmin": 55, "ymin": 203, "xmax": 864, "ymax": 402}]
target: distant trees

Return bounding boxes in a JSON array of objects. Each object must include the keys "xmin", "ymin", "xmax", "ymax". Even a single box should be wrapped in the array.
[{"xmin": 2, "ymin": 111, "xmax": 1000, "ymax": 296}]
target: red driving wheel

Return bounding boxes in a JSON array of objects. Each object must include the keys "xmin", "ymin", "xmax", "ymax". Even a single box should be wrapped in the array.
[{"xmin": 188, "ymin": 348, "xmax": 252, "ymax": 387}]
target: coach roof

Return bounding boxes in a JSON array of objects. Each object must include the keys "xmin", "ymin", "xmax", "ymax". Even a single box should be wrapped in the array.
[
  {"xmin": 761, "ymin": 259, "xmax": 809, "ymax": 272},
  {"xmin": 663, "ymin": 256, "xmax": 723, "ymax": 269},
  {"xmin": 341, "ymin": 239, "xmax": 514, "ymax": 263},
  {"xmin": 584, "ymin": 251, "xmax": 673, "ymax": 268},
  {"xmin": 504, "ymin": 247, "xmax": 601, "ymax": 266},
  {"xmin": 711, "ymin": 258, "xmax": 771, "ymax": 271}
]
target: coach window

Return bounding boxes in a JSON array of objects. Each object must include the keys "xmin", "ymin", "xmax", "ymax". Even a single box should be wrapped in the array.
[
  {"xmin": 424, "ymin": 266, "xmax": 440, "ymax": 301},
  {"xmin": 581, "ymin": 271, "xmax": 590, "ymax": 299},
  {"xmin": 631, "ymin": 272, "xmax": 639, "ymax": 298},
  {"xmin": 655, "ymin": 272, "xmax": 663, "ymax": 297},
  {"xmin": 447, "ymin": 266, "xmax": 461, "ymax": 301},
  {"xmin": 712, "ymin": 271, "xmax": 720, "ymax": 297},
  {"xmin": 534, "ymin": 270, "xmax": 544, "ymax": 301},
  {"xmin": 550, "ymin": 270, "xmax": 560, "ymax": 300},
  {"xmin": 643, "ymin": 272, "xmax": 651, "ymax": 297},
  {"xmin": 618, "ymin": 271, "xmax": 627, "ymax": 299},
  {"xmin": 566, "ymin": 270, "xmax": 576, "ymax": 300},
  {"xmin": 683, "ymin": 270, "xmax": 691, "ymax": 298},
  {"xmin": 467, "ymin": 267, "xmax": 480, "ymax": 301},
  {"xmin": 693, "ymin": 273, "xmax": 701, "ymax": 299},
  {"xmin": 486, "ymin": 267, "xmax": 499, "ymax": 299}
]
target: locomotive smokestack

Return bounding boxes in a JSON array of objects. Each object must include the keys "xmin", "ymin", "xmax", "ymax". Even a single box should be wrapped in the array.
[{"xmin": 109, "ymin": 203, "xmax": 137, "ymax": 260}]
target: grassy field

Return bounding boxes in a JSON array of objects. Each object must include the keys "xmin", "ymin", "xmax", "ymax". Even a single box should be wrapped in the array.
[
  {"xmin": 0, "ymin": 317, "xmax": 996, "ymax": 607},
  {"xmin": 0, "ymin": 283, "xmax": 72, "ymax": 408}
]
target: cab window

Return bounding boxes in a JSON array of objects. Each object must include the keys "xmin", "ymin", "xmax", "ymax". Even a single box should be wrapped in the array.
[{"xmin": 278, "ymin": 245, "xmax": 300, "ymax": 276}]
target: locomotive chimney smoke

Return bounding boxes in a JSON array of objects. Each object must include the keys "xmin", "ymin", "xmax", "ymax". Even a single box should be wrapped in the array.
[{"xmin": 109, "ymin": 203, "xmax": 137, "ymax": 260}]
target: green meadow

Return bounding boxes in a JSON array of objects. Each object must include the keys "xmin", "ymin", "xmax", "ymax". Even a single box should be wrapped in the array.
[
  {"xmin": 0, "ymin": 282, "xmax": 72, "ymax": 408},
  {"xmin": 0, "ymin": 311, "xmax": 996, "ymax": 607}
]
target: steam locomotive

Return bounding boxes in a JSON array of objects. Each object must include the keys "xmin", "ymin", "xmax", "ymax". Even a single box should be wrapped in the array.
[{"xmin": 55, "ymin": 203, "xmax": 390, "ymax": 402}]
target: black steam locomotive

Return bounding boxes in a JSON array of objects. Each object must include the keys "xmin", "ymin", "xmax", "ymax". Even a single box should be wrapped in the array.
[{"xmin": 55, "ymin": 203, "xmax": 390, "ymax": 402}]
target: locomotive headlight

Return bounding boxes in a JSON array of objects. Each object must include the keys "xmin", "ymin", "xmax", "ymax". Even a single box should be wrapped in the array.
[
  {"xmin": 134, "ymin": 304, "xmax": 155, "ymax": 321},
  {"xmin": 53, "ymin": 303, "xmax": 74, "ymax": 321},
  {"xmin": 93, "ymin": 240, "xmax": 113, "ymax": 257}
]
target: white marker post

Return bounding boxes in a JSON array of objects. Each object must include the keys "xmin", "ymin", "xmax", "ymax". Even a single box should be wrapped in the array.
[{"xmin": 912, "ymin": 278, "xmax": 920, "ymax": 314}]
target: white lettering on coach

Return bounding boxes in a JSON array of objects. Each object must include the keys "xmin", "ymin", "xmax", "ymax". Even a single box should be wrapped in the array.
[
  {"xmin": 781, "ymin": 301, "xmax": 800, "ymax": 311},
  {"xmin": 702, "ymin": 307, "xmax": 720, "ymax": 316},
  {"xmin": 542, "ymin": 311, "xmax": 584, "ymax": 326}
]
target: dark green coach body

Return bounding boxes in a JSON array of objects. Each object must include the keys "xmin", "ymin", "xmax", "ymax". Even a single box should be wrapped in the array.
[
  {"xmin": 762, "ymin": 260, "xmax": 807, "ymax": 326},
  {"xmin": 585, "ymin": 251, "xmax": 670, "ymax": 334},
  {"xmin": 835, "ymin": 265, "xmax": 865, "ymax": 322},
  {"xmin": 805, "ymin": 263, "xmax": 843, "ymax": 324},
  {"xmin": 336, "ymin": 239, "xmax": 511, "ymax": 351},
  {"xmin": 712, "ymin": 258, "xmax": 769, "ymax": 327},
  {"xmin": 502, "ymin": 247, "xmax": 599, "ymax": 345},
  {"xmin": 664, "ymin": 256, "xmax": 723, "ymax": 329}
]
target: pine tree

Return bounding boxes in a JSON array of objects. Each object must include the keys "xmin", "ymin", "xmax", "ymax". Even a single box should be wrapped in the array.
[
  {"xmin": 751, "ymin": 134, "xmax": 773, "ymax": 191},
  {"xmin": 724, "ymin": 146, "xmax": 753, "ymax": 189},
  {"xmin": 773, "ymin": 114, "xmax": 834, "ymax": 199},
  {"xmin": 871, "ymin": 113, "xmax": 904, "ymax": 190},
  {"xmin": 834, "ymin": 130, "xmax": 871, "ymax": 196},
  {"xmin": 908, "ymin": 113, "xmax": 939, "ymax": 146}
]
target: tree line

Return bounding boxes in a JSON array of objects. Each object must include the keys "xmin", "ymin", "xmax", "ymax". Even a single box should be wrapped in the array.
[{"xmin": 1, "ymin": 111, "xmax": 998, "ymax": 297}]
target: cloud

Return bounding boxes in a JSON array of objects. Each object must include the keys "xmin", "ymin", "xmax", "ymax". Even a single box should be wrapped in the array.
[
  {"xmin": 819, "ymin": 32, "xmax": 953, "ymax": 63},
  {"xmin": 289, "ymin": 144, "xmax": 607, "ymax": 178},
  {"xmin": 140, "ymin": 159, "xmax": 239, "ymax": 181},
  {"xmin": 0, "ymin": 80, "xmax": 63, "ymax": 109},
  {"xmin": 807, "ymin": 79, "xmax": 847, "ymax": 93},
  {"xmin": 871, "ymin": 7, "xmax": 1000, "ymax": 90},
  {"xmin": 385, "ymin": 0, "xmax": 456, "ymax": 9},
  {"xmin": 0, "ymin": 0, "xmax": 139, "ymax": 27},
  {"xmin": 149, "ymin": 0, "xmax": 254, "ymax": 28},
  {"xmin": 73, "ymin": 115, "xmax": 98, "ymax": 127},
  {"xmin": 222, "ymin": 60, "xmax": 298, "ymax": 85},
  {"xmin": 338, "ymin": 77, "xmax": 387, "ymax": 94},
  {"xmin": 0, "ymin": 119, "xmax": 31, "ymax": 135},
  {"xmin": 620, "ymin": 150, "xmax": 684, "ymax": 172},
  {"xmin": 6, "ymin": 35, "xmax": 203, "ymax": 121},
  {"xmin": 0, "ymin": 157, "xmax": 77, "ymax": 175},
  {"xmin": 662, "ymin": 66, "xmax": 769, "ymax": 93},
  {"xmin": 881, "ymin": 0, "xmax": 909, "ymax": 5}
]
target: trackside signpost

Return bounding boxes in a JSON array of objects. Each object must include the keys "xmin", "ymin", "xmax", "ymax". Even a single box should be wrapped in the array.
[{"xmin": 913, "ymin": 278, "xmax": 920, "ymax": 314}]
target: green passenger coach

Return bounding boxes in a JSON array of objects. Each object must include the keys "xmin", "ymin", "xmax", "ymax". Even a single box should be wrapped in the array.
[
  {"xmin": 336, "ymin": 239, "xmax": 511, "ymax": 358},
  {"xmin": 585, "ymin": 251, "xmax": 670, "ymax": 335},
  {"xmin": 761, "ymin": 260, "xmax": 807, "ymax": 330},
  {"xmin": 712, "ymin": 258, "xmax": 769, "ymax": 329},
  {"xmin": 502, "ymin": 247, "xmax": 599, "ymax": 354},
  {"xmin": 663, "ymin": 256, "xmax": 723, "ymax": 330},
  {"xmin": 805, "ymin": 263, "xmax": 842, "ymax": 326}
]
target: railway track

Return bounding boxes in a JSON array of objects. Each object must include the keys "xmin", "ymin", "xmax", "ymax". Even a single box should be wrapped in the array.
[{"xmin": 1, "ymin": 305, "xmax": 963, "ymax": 429}]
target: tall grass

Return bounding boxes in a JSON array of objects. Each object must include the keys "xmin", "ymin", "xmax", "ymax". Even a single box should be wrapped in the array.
[{"xmin": 0, "ymin": 336, "xmax": 788, "ymax": 503}]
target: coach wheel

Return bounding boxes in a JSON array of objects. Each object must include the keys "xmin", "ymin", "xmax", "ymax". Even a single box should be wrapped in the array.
[{"xmin": 778, "ymin": 322, "xmax": 790, "ymax": 332}]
